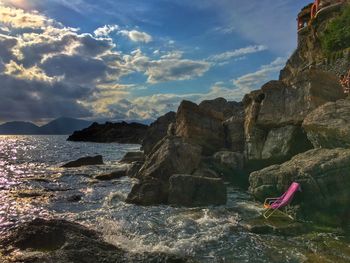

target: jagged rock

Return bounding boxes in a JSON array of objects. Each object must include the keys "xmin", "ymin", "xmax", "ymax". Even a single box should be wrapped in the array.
[
  {"xmin": 261, "ymin": 125, "xmax": 313, "ymax": 161},
  {"xmin": 213, "ymin": 151, "xmax": 245, "ymax": 170},
  {"xmin": 175, "ymin": 100, "xmax": 225, "ymax": 155},
  {"xmin": 126, "ymin": 162, "xmax": 143, "ymax": 178},
  {"xmin": 61, "ymin": 155, "xmax": 103, "ymax": 168},
  {"xmin": 243, "ymin": 70, "xmax": 344, "ymax": 165},
  {"xmin": 0, "ymin": 218, "xmax": 193, "ymax": 263},
  {"xmin": 126, "ymin": 137, "xmax": 202, "ymax": 205},
  {"xmin": 223, "ymin": 108, "xmax": 245, "ymax": 152},
  {"xmin": 120, "ymin": 151, "xmax": 145, "ymax": 163},
  {"xmin": 249, "ymin": 148, "xmax": 350, "ymax": 226},
  {"xmin": 141, "ymin": 112, "xmax": 176, "ymax": 155},
  {"xmin": 95, "ymin": 169, "xmax": 126, "ymax": 180},
  {"xmin": 198, "ymin": 97, "xmax": 242, "ymax": 120},
  {"xmin": 244, "ymin": 71, "xmax": 344, "ymax": 129},
  {"xmin": 303, "ymin": 99, "xmax": 350, "ymax": 148},
  {"xmin": 168, "ymin": 174, "xmax": 226, "ymax": 207},
  {"xmin": 67, "ymin": 122, "xmax": 148, "ymax": 144}
]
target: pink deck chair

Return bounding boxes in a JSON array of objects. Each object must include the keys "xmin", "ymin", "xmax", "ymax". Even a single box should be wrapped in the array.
[{"xmin": 263, "ymin": 182, "xmax": 301, "ymax": 219}]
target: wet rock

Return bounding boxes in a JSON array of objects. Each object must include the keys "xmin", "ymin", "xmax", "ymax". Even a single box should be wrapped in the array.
[
  {"xmin": 0, "ymin": 218, "xmax": 194, "ymax": 263},
  {"xmin": 175, "ymin": 100, "xmax": 225, "ymax": 155},
  {"xmin": 67, "ymin": 121, "xmax": 148, "ymax": 144},
  {"xmin": 120, "ymin": 151, "xmax": 145, "ymax": 164},
  {"xmin": 249, "ymin": 148, "xmax": 350, "ymax": 226},
  {"xmin": 67, "ymin": 194, "xmax": 82, "ymax": 202},
  {"xmin": 126, "ymin": 136, "xmax": 202, "ymax": 205},
  {"xmin": 303, "ymin": 99, "xmax": 350, "ymax": 148},
  {"xmin": 168, "ymin": 174, "xmax": 227, "ymax": 207},
  {"xmin": 61, "ymin": 155, "xmax": 103, "ymax": 168},
  {"xmin": 141, "ymin": 111, "xmax": 176, "ymax": 155},
  {"xmin": 241, "ymin": 217, "xmax": 308, "ymax": 236},
  {"xmin": 95, "ymin": 169, "xmax": 126, "ymax": 180}
]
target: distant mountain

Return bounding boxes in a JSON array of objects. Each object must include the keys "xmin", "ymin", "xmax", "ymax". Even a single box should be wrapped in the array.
[
  {"xmin": 0, "ymin": 117, "xmax": 93, "ymax": 135},
  {"xmin": 0, "ymin": 121, "xmax": 41, "ymax": 135},
  {"xmin": 39, "ymin": 117, "xmax": 93, "ymax": 135}
]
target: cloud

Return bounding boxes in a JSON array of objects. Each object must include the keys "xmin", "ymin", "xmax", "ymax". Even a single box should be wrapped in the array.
[
  {"xmin": 208, "ymin": 45, "xmax": 267, "ymax": 63},
  {"xmin": 233, "ymin": 57, "xmax": 286, "ymax": 90},
  {"xmin": 119, "ymin": 29, "xmax": 153, "ymax": 43},
  {"xmin": 94, "ymin": 24, "xmax": 119, "ymax": 37}
]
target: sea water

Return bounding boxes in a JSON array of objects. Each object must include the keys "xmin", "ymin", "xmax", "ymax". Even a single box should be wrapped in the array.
[{"xmin": 0, "ymin": 135, "xmax": 349, "ymax": 262}]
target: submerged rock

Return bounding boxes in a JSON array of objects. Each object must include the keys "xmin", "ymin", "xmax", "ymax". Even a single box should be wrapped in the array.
[
  {"xmin": 0, "ymin": 218, "xmax": 194, "ymax": 263},
  {"xmin": 95, "ymin": 169, "xmax": 126, "ymax": 180},
  {"xmin": 61, "ymin": 155, "xmax": 103, "ymax": 168},
  {"xmin": 303, "ymin": 99, "xmax": 350, "ymax": 148},
  {"xmin": 126, "ymin": 136, "xmax": 202, "ymax": 205},
  {"xmin": 168, "ymin": 174, "xmax": 227, "ymax": 207},
  {"xmin": 249, "ymin": 148, "xmax": 350, "ymax": 226},
  {"xmin": 67, "ymin": 121, "xmax": 148, "ymax": 144}
]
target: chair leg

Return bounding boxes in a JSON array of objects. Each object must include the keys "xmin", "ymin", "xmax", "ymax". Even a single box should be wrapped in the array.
[{"xmin": 263, "ymin": 207, "xmax": 294, "ymax": 220}]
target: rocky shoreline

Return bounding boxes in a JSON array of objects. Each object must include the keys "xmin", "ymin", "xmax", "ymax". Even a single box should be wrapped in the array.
[{"xmin": 2, "ymin": 3, "xmax": 350, "ymax": 262}]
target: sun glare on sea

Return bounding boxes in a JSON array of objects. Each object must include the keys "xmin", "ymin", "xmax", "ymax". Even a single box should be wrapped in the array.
[{"xmin": 2, "ymin": 0, "xmax": 30, "ymax": 9}]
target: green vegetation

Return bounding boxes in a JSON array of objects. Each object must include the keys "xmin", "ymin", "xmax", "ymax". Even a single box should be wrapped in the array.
[{"xmin": 321, "ymin": 5, "xmax": 350, "ymax": 53}]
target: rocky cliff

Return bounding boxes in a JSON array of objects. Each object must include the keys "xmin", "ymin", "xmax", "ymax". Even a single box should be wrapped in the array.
[{"xmin": 124, "ymin": 2, "xmax": 350, "ymax": 229}]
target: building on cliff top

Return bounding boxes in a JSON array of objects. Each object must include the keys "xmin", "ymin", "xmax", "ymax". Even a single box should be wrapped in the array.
[{"xmin": 297, "ymin": 0, "xmax": 346, "ymax": 31}]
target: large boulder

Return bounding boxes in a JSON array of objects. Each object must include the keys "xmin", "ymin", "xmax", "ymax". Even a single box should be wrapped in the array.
[
  {"xmin": 175, "ymin": 100, "xmax": 225, "ymax": 155},
  {"xmin": 0, "ymin": 218, "xmax": 193, "ymax": 263},
  {"xmin": 61, "ymin": 155, "xmax": 103, "ymax": 168},
  {"xmin": 249, "ymin": 148, "xmax": 350, "ymax": 226},
  {"xmin": 141, "ymin": 111, "xmax": 176, "ymax": 155},
  {"xmin": 168, "ymin": 174, "xmax": 227, "ymax": 207},
  {"xmin": 261, "ymin": 125, "xmax": 313, "ymax": 161},
  {"xmin": 198, "ymin": 97, "xmax": 242, "ymax": 120},
  {"xmin": 303, "ymin": 99, "xmax": 350, "ymax": 148},
  {"xmin": 244, "ymin": 71, "xmax": 345, "ymax": 129},
  {"xmin": 126, "ymin": 136, "xmax": 202, "ymax": 205}
]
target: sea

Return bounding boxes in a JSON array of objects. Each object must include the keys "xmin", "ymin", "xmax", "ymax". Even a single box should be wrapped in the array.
[{"xmin": 0, "ymin": 135, "xmax": 349, "ymax": 262}]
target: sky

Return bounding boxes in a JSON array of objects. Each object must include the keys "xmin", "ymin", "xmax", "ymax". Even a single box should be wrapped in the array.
[{"xmin": 0, "ymin": 0, "xmax": 311, "ymax": 124}]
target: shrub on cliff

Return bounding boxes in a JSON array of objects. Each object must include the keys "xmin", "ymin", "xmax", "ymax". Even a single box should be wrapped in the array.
[{"xmin": 321, "ymin": 5, "xmax": 350, "ymax": 53}]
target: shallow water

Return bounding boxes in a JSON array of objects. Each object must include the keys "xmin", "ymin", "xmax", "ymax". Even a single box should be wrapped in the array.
[{"xmin": 0, "ymin": 135, "xmax": 349, "ymax": 262}]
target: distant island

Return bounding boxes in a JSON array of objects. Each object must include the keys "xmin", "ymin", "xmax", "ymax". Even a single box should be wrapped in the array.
[{"xmin": 0, "ymin": 117, "xmax": 92, "ymax": 135}]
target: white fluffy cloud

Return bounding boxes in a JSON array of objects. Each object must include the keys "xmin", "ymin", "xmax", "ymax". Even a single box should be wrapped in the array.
[{"xmin": 119, "ymin": 29, "xmax": 153, "ymax": 43}]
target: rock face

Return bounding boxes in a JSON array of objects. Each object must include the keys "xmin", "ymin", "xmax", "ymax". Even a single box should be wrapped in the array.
[
  {"xmin": 126, "ymin": 136, "xmax": 202, "ymax": 205},
  {"xmin": 303, "ymin": 99, "xmax": 350, "ymax": 148},
  {"xmin": 141, "ymin": 111, "xmax": 176, "ymax": 155},
  {"xmin": 67, "ymin": 121, "xmax": 148, "ymax": 144},
  {"xmin": 243, "ymin": 70, "xmax": 344, "ymax": 165},
  {"xmin": 0, "ymin": 218, "xmax": 193, "ymax": 263},
  {"xmin": 61, "ymin": 155, "xmax": 103, "ymax": 168},
  {"xmin": 168, "ymin": 174, "xmax": 226, "ymax": 206},
  {"xmin": 223, "ymin": 109, "xmax": 245, "ymax": 153},
  {"xmin": 175, "ymin": 100, "xmax": 225, "ymax": 155},
  {"xmin": 249, "ymin": 148, "xmax": 350, "ymax": 225}
]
